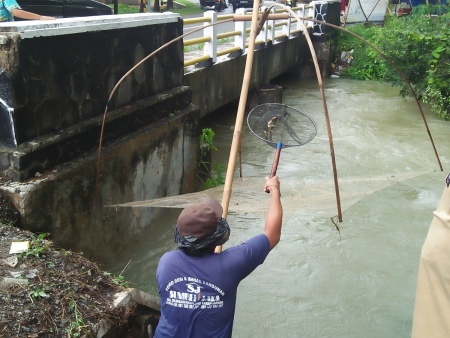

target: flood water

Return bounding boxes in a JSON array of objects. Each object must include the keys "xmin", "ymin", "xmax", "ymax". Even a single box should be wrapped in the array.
[{"xmin": 102, "ymin": 76, "xmax": 449, "ymax": 337}]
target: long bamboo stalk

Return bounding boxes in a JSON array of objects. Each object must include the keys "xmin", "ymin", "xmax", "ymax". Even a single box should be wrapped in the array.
[
  {"xmin": 216, "ymin": 3, "xmax": 262, "ymax": 253},
  {"xmin": 284, "ymin": 6, "xmax": 343, "ymax": 222}
]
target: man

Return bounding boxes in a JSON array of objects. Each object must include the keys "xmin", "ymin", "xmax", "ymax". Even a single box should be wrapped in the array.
[
  {"xmin": 411, "ymin": 172, "xmax": 450, "ymax": 338},
  {"xmin": 154, "ymin": 175, "xmax": 282, "ymax": 337},
  {"xmin": 0, "ymin": 0, "xmax": 55, "ymax": 22}
]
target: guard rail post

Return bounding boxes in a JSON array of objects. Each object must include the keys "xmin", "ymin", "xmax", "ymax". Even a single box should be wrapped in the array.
[
  {"xmin": 234, "ymin": 8, "xmax": 248, "ymax": 53},
  {"xmin": 305, "ymin": 4, "xmax": 315, "ymax": 29},
  {"xmin": 269, "ymin": 6, "xmax": 277, "ymax": 43},
  {"xmin": 282, "ymin": 7, "xmax": 291, "ymax": 37},
  {"xmin": 295, "ymin": 4, "xmax": 305, "ymax": 31},
  {"xmin": 257, "ymin": 6, "xmax": 269, "ymax": 45},
  {"xmin": 204, "ymin": 10, "xmax": 218, "ymax": 63}
]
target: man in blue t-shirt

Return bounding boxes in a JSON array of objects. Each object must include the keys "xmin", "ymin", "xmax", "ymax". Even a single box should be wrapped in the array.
[
  {"xmin": 0, "ymin": 0, "xmax": 54, "ymax": 22},
  {"xmin": 154, "ymin": 175, "xmax": 283, "ymax": 337}
]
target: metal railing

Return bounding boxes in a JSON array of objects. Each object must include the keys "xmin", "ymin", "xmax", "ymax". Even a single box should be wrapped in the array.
[{"xmin": 182, "ymin": 3, "xmax": 317, "ymax": 68}]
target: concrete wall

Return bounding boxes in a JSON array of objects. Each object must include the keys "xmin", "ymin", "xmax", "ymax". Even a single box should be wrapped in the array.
[
  {"xmin": 0, "ymin": 14, "xmax": 202, "ymax": 259},
  {"xmin": 3, "ymin": 106, "xmax": 200, "ymax": 259},
  {"xmin": 184, "ymin": 36, "xmax": 313, "ymax": 117},
  {"xmin": 0, "ymin": 14, "xmax": 184, "ymax": 181}
]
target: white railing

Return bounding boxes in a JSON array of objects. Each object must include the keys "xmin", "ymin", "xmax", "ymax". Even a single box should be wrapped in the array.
[{"xmin": 183, "ymin": 3, "xmax": 318, "ymax": 69}]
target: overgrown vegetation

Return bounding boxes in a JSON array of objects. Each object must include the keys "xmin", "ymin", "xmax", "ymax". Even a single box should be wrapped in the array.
[
  {"xmin": 111, "ymin": 0, "xmax": 204, "ymax": 16},
  {"xmin": 20, "ymin": 232, "xmax": 50, "ymax": 258},
  {"xmin": 0, "ymin": 224, "xmax": 137, "ymax": 337},
  {"xmin": 198, "ymin": 128, "xmax": 225, "ymax": 188},
  {"xmin": 336, "ymin": 5, "xmax": 449, "ymax": 120}
]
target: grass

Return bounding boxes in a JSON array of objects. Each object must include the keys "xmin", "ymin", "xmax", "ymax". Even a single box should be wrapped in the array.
[{"xmin": 112, "ymin": 0, "xmax": 204, "ymax": 16}]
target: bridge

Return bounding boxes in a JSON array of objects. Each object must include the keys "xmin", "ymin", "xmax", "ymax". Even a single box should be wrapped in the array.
[
  {"xmin": 182, "ymin": 3, "xmax": 339, "ymax": 116},
  {"xmin": 0, "ymin": 3, "xmax": 339, "ymax": 258}
]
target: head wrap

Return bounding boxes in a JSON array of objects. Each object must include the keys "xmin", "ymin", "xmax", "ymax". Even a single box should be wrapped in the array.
[{"xmin": 174, "ymin": 199, "xmax": 230, "ymax": 249}]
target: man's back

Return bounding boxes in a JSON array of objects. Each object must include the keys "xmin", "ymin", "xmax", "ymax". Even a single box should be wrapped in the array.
[{"xmin": 154, "ymin": 234, "xmax": 270, "ymax": 338}]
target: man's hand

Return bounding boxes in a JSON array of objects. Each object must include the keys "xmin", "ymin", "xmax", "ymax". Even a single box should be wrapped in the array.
[
  {"xmin": 264, "ymin": 176, "xmax": 280, "ymax": 196},
  {"xmin": 264, "ymin": 176, "xmax": 283, "ymax": 250}
]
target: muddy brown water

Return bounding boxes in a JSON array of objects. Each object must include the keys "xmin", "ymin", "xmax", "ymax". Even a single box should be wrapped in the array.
[{"xmin": 102, "ymin": 76, "xmax": 449, "ymax": 337}]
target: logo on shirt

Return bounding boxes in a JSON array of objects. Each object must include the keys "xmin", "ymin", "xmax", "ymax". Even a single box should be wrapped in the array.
[
  {"xmin": 164, "ymin": 277, "xmax": 225, "ymax": 310},
  {"xmin": 186, "ymin": 282, "xmax": 202, "ymax": 294}
]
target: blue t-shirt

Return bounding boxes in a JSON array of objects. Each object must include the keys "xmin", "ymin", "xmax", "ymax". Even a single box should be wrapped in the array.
[
  {"xmin": 154, "ymin": 234, "xmax": 271, "ymax": 338},
  {"xmin": 0, "ymin": 0, "xmax": 21, "ymax": 22}
]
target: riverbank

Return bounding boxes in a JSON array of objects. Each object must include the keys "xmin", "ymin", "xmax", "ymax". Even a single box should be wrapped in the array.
[{"xmin": 0, "ymin": 177, "xmax": 142, "ymax": 337}]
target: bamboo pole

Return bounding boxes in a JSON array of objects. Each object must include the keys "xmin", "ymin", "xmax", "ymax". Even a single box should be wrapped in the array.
[
  {"xmin": 282, "ymin": 5, "xmax": 343, "ymax": 222},
  {"xmin": 216, "ymin": 3, "xmax": 262, "ymax": 253}
]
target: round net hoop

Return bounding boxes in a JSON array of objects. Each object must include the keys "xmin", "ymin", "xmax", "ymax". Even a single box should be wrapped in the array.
[{"xmin": 247, "ymin": 103, "xmax": 317, "ymax": 148}]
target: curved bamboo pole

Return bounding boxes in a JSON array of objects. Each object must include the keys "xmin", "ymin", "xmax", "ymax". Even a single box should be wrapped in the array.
[{"xmin": 277, "ymin": 4, "xmax": 344, "ymax": 223}]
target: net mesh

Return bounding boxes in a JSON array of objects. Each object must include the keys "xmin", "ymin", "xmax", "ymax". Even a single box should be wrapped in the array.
[{"xmin": 247, "ymin": 103, "xmax": 317, "ymax": 148}]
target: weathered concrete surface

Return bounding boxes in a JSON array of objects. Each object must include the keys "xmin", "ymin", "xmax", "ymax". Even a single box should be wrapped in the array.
[
  {"xmin": 184, "ymin": 33, "xmax": 336, "ymax": 118},
  {"xmin": 184, "ymin": 35, "xmax": 312, "ymax": 118},
  {"xmin": 1, "ymin": 106, "xmax": 200, "ymax": 260},
  {"xmin": 95, "ymin": 288, "xmax": 160, "ymax": 337},
  {"xmin": 0, "ymin": 13, "xmax": 184, "ymax": 181}
]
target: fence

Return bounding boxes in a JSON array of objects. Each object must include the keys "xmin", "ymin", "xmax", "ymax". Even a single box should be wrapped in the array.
[{"xmin": 182, "ymin": 3, "xmax": 318, "ymax": 68}]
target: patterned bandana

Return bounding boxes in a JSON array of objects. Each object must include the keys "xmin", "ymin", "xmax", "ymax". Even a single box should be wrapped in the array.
[{"xmin": 174, "ymin": 217, "xmax": 230, "ymax": 250}]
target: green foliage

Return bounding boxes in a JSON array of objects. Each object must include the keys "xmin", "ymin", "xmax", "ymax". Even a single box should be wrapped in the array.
[
  {"xmin": 21, "ymin": 233, "xmax": 50, "ymax": 258},
  {"xmin": 111, "ymin": 0, "xmax": 204, "ymax": 16},
  {"xmin": 166, "ymin": 0, "xmax": 205, "ymax": 16},
  {"xmin": 63, "ymin": 249, "xmax": 73, "ymax": 256},
  {"xmin": 197, "ymin": 128, "xmax": 225, "ymax": 188},
  {"xmin": 338, "ymin": 24, "xmax": 387, "ymax": 80},
  {"xmin": 337, "ymin": 7, "xmax": 449, "ymax": 119},
  {"xmin": 184, "ymin": 43, "xmax": 205, "ymax": 53},
  {"xmin": 29, "ymin": 286, "xmax": 50, "ymax": 299},
  {"xmin": 199, "ymin": 128, "xmax": 218, "ymax": 156},
  {"xmin": 422, "ymin": 85, "xmax": 450, "ymax": 120},
  {"xmin": 204, "ymin": 163, "xmax": 225, "ymax": 188},
  {"xmin": 103, "ymin": 271, "xmax": 129, "ymax": 288},
  {"xmin": 111, "ymin": 3, "xmax": 140, "ymax": 14},
  {"xmin": 65, "ymin": 299, "xmax": 90, "ymax": 337},
  {"xmin": 411, "ymin": 3, "xmax": 449, "ymax": 16}
]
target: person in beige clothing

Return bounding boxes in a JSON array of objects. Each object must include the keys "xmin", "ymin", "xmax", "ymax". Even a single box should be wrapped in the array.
[{"xmin": 411, "ymin": 172, "xmax": 450, "ymax": 338}]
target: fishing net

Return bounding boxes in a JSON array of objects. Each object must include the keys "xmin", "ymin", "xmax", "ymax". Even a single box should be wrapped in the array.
[
  {"xmin": 247, "ymin": 103, "xmax": 317, "ymax": 148},
  {"xmin": 247, "ymin": 103, "xmax": 317, "ymax": 179}
]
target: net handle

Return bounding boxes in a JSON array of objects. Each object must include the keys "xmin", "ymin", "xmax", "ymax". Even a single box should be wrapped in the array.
[{"xmin": 265, "ymin": 142, "xmax": 282, "ymax": 193}]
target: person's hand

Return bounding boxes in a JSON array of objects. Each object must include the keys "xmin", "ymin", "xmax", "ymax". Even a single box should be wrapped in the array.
[
  {"xmin": 264, "ymin": 176, "xmax": 280, "ymax": 195},
  {"xmin": 39, "ymin": 15, "xmax": 55, "ymax": 20}
]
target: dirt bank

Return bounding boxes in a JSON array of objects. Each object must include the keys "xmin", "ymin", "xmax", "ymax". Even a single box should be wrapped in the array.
[{"xmin": 0, "ymin": 176, "xmax": 145, "ymax": 337}]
